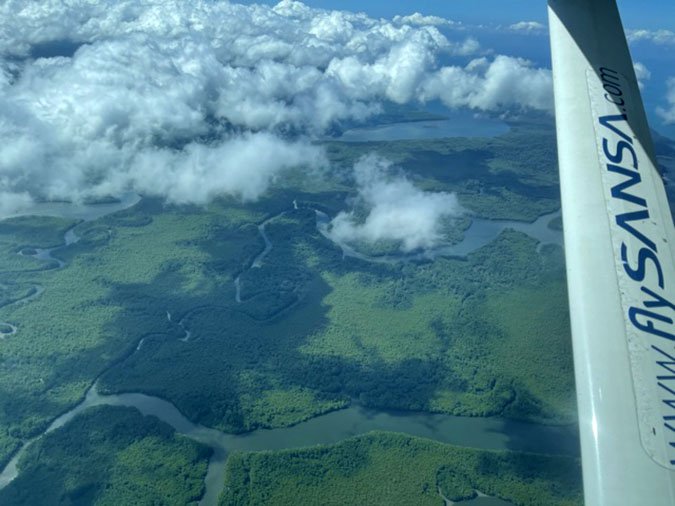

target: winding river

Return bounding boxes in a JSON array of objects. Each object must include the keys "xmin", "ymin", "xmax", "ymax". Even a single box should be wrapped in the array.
[
  {"xmin": 0, "ymin": 196, "xmax": 138, "ymax": 340},
  {"xmin": 0, "ymin": 196, "xmax": 573, "ymax": 506}
]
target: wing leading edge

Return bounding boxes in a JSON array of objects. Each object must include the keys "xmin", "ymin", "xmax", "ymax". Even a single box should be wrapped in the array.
[{"xmin": 548, "ymin": 0, "xmax": 675, "ymax": 504}]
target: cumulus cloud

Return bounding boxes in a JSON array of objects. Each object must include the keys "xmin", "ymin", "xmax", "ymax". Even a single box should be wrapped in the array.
[
  {"xmin": 657, "ymin": 78, "xmax": 675, "ymax": 124},
  {"xmin": 633, "ymin": 62, "xmax": 651, "ymax": 90},
  {"xmin": 420, "ymin": 56, "xmax": 553, "ymax": 112},
  {"xmin": 97, "ymin": 134, "xmax": 326, "ymax": 204},
  {"xmin": 393, "ymin": 13, "xmax": 457, "ymax": 27},
  {"xmin": 627, "ymin": 29, "xmax": 675, "ymax": 45},
  {"xmin": 509, "ymin": 21, "xmax": 546, "ymax": 34},
  {"xmin": 328, "ymin": 156, "xmax": 463, "ymax": 252},
  {"xmin": 0, "ymin": 0, "xmax": 554, "ymax": 213}
]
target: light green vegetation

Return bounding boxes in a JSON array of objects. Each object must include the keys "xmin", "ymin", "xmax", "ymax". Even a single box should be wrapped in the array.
[
  {"xmin": 0, "ymin": 405, "xmax": 210, "ymax": 505},
  {"xmin": 220, "ymin": 431, "xmax": 582, "ymax": 506},
  {"xmin": 482, "ymin": 280, "xmax": 575, "ymax": 422},
  {"xmin": 295, "ymin": 229, "xmax": 574, "ymax": 421}
]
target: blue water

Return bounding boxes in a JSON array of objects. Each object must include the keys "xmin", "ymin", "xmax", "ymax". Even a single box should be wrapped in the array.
[{"xmin": 336, "ymin": 111, "xmax": 509, "ymax": 142}]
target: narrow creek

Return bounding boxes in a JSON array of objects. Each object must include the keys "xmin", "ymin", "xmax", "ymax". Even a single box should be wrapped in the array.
[{"xmin": 0, "ymin": 196, "xmax": 573, "ymax": 506}]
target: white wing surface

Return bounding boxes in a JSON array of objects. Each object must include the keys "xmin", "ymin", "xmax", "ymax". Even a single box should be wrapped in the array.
[{"xmin": 548, "ymin": 0, "xmax": 675, "ymax": 504}]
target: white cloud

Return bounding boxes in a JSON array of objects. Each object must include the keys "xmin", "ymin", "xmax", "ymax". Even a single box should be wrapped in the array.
[
  {"xmin": 455, "ymin": 38, "xmax": 482, "ymax": 56},
  {"xmin": 657, "ymin": 78, "xmax": 675, "ymax": 124},
  {"xmin": 328, "ymin": 155, "xmax": 463, "ymax": 252},
  {"xmin": 420, "ymin": 56, "xmax": 553, "ymax": 112},
  {"xmin": 627, "ymin": 29, "xmax": 675, "ymax": 45},
  {"xmin": 393, "ymin": 13, "xmax": 457, "ymax": 27},
  {"xmin": 633, "ymin": 62, "xmax": 651, "ymax": 90},
  {"xmin": 0, "ymin": 0, "xmax": 554, "ymax": 213},
  {"xmin": 509, "ymin": 21, "xmax": 546, "ymax": 34},
  {"xmin": 124, "ymin": 134, "xmax": 326, "ymax": 203}
]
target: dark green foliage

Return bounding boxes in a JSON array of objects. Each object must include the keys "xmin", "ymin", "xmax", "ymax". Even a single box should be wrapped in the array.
[
  {"xmin": 0, "ymin": 216, "xmax": 78, "ymax": 249},
  {"xmin": 0, "ymin": 405, "xmax": 210, "ymax": 506},
  {"xmin": 437, "ymin": 466, "xmax": 476, "ymax": 501},
  {"xmin": 220, "ymin": 432, "xmax": 582, "ymax": 506}
]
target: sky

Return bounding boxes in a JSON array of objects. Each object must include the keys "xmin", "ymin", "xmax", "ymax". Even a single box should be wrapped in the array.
[
  {"xmin": 238, "ymin": 0, "xmax": 675, "ymax": 29},
  {"xmin": 0, "ymin": 0, "xmax": 673, "ymax": 248}
]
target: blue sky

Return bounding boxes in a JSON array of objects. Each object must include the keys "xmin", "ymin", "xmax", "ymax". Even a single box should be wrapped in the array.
[{"xmin": 238, "ymin": 1, "xmax": 675, "ymax": 30}]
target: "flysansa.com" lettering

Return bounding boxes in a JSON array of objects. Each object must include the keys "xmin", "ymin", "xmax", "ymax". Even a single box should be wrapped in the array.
[{"xmin": 598, "ymin": 66, "xmax": 675, "ymax": 465}]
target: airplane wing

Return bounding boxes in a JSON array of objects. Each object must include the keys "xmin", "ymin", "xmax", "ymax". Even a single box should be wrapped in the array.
[{"xmin": 547, "ymin": 0, "xmax": 675, "ymax": 504}]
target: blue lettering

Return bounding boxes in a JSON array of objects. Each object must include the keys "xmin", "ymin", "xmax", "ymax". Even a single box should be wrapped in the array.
[
  {"xmin": 620, "ymin": 243, "xmax": 665, "ymax": 288},
  {"xmin": 653, "ymin": 345, "xmax": 675, "ymax": 378},
  {"xmin": 607, "ymin": 164, "xmax": 646, "ymax": 206},
  {"xmin": 641, "ymin": 287, "xmax": 675, "ymax": 312},
  {"xmin": 630, "ymin": 307, "xmax": 675, "ymax": 341},
  {"xmin": 603, "ymin": 139, "xmax": 639, "ymax": 169},
  {"xmin": 616, "ymin": 210, "xmax": 657, "ymax": 252},
  {"xmin": 599, "ymin": 114, "xmax": 632, "ymax": 144}
]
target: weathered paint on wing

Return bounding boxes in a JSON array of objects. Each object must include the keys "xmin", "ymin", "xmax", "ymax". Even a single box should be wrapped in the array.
[{"xmin": 548, "ymin": 0, "xmax": 675, "ymax": 504}]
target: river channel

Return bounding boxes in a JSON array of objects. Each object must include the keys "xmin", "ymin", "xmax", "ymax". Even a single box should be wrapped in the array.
[{"xmin": 0, "ymin": 195, "xmax": 573, "ymax": 506}]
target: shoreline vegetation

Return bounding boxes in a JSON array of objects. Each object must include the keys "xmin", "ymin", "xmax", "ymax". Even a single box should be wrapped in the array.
[
  {"xmin": 220, "ymin": 432, "xmax": 583, "ymax": 506},
  {"xmin": 0, "ymin": 116, "xmax": 588, "ymax": 503}
]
